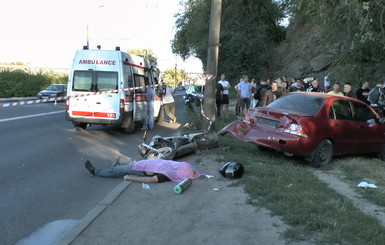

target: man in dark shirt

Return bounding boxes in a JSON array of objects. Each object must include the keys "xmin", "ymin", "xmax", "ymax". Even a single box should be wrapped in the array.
[
  {"xmin": 343, "ymin": 82, "xmax": 355, "ymax": 98},
  {"xmin": 355, "ymin": 81, "xmax": 370, "ymax": 104}
]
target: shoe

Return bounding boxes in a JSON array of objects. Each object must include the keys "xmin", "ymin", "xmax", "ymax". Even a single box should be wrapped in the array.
[
  {"xmin": 85, "ymin": 160, "xmax": 95, "ymax": 175},
  {"xmin": 112, "ymin": 156, "xmax": 121, "ymax": 167}
]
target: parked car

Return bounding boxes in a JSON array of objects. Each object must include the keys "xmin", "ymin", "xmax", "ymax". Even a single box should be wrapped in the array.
[
  {"xmin": 175, "ymin": 85, "xmax": 186, "ymax": 92},
  {"xmin": 219, "ymin": 92, "xmax": 385, "ymax": 167},
  {"xmin": 37, "ymin": 84, "xmax": 67, "ymax": 101}
]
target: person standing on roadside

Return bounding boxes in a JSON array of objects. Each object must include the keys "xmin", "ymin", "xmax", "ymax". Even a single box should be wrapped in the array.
[
  {"xmin": 355, "ymin": 81, "xmax": 370, "ymax": 104},
  {"xmin": 162, "ymin": 82, "xmax": 176, "ymax": 123},
  {"xmin": 250, "ymin": 79, "xmax": 257, "ymax": 107},
  {"xmin": 143, "ymin": 85, "xmax": 155, "ymax": 130},
  {"xmin": 343, "ymin": 82, "xmax": 355, "ymax": 98},
  {"xmin": 306, "ymin": 79, "xmax": 323, "ymax": 93},
  {"xmin": 218, "ymin": 74, "xmax": 231, "ymax": 116},
  {"xmin": 215, "ymin": 82, "xmax": 223, "ymax": 117},
  {"xmin": 327, "ymin": 82, "xmax": 344, "ymax": 96},
  {"xmin": 237, "ymin": 75, "xmax": 251, "ymax": 118},
  {"xmin": 324, "ymin": 72, "xmax": 331, "ymax": 92},
  {"xmin": 262, "ymin": 81, "xmax": 281, "ymax": 106}
]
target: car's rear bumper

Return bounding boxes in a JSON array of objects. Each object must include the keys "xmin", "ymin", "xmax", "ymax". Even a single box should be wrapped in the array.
[{"xmin": 218, "ymin": 120, "xmax": 313, "ymax": 156}]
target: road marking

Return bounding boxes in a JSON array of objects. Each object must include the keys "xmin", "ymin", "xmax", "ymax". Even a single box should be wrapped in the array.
[{"xmin": 0, "ymin": 110, "xmax": 65, "ymax": 123}]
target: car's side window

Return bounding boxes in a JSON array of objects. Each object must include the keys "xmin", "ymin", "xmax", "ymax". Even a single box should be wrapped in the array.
[
  {"xmin": 329, "ymin": 100, "xmax": 353, "ymax": 121},
  {"xmin": 352, "ymin": 101, "xmax": 376, "ymax": 123}
]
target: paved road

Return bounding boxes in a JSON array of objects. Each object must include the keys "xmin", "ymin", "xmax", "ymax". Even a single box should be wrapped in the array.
[{"xmin": 0, "ymin": 95, "xmax": 185, "ymax": 245}]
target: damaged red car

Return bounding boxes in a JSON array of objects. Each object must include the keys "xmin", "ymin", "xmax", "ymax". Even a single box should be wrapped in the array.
[{"xmin": 219, "ymin": 92, "xmax": 385, "ymax": 167}]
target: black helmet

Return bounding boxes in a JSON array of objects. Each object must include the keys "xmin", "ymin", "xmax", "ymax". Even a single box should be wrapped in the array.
[{"xmin": 218, "ymin": 162, "xmax": 244, "ymax": 179}]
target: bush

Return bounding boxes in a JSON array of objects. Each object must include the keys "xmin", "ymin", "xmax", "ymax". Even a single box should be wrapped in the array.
[{"xmin": 0, "ymin": 71, "xmax": 68, "ymax": 98}]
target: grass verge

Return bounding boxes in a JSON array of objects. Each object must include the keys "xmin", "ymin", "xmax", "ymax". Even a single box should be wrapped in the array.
[{"xmin": 182, "ymin": 111, "xmax": 385, "ymax": 244}]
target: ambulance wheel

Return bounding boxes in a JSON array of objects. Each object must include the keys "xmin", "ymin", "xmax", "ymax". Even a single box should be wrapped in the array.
[
  {"xmin": 74, "ymin": 122, "xmax": 87, "ymax": 131},
  {"xmin": 123, "ymin": 114, "xmax": 135, "ymax": 134},
  {"xmin": 155, "ymin": 106, "xmax": 164, "ymax": 124}
]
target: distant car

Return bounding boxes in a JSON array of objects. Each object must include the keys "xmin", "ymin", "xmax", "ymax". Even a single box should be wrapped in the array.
[
  {"xmin": 175, "ymin": 86, "xmax": 186, "ymax": 91},
  {"xmin": 219, "ymin": 92, "xmax": 385, "ymax": 167},
  {"xmin": 37, "ymin": 84, "xmax": 67, "ymax": 101}
]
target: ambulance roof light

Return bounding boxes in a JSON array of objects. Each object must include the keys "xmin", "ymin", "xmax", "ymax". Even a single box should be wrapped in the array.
[{"xmin": 115, "ymin": 46, "xmax": 120, "ymax": 51}]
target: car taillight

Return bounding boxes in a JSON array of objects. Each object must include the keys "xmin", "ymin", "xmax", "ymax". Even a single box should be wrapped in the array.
[
  {"xmin": 66, "ymin": 98, "xmax": 69, "ymax": 110},
  {"xmin": 243, "ymin": 113, "xmax": 251, "ymax": 123},
  {"xmin": 120, "ymin": 99, "xmax": 125, "ymax": 113},
  {"xmin": 284, "ymin": 124, "xmax": 308, "ymax": 138}
]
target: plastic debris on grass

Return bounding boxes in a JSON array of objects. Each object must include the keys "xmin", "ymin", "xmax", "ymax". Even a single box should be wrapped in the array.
[{"xmin": 357, "ymin": 181, "xmax": 377, "ymax": 189}]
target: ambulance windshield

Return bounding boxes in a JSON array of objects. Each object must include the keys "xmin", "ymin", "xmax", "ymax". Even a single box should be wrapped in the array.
[{"xmin": 73, "ymin": 71, "xmax": 118, "ymax": 92}]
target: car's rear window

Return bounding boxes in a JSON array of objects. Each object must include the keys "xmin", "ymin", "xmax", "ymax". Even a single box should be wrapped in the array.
[{"xmin": 267, "ymin": 93, "xmax": 325, "ymax": 116}]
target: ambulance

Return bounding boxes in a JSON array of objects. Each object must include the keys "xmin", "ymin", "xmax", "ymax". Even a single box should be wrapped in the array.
[{"xmin": 65, "ymin": 46, "xmax": 163, "ymax": 133}]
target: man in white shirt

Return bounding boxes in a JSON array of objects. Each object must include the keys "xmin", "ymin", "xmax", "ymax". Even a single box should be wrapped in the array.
[
  {"xmin": 237, "ymin": 75, "xmax": 251, "ymax": 118},
  {"xmin": 161, "ymin": 82, "xmax": 176, "ymax": 123},
  {"xmin": 218, "ymin": 74, "xmax": 231, "ymax": 116}
]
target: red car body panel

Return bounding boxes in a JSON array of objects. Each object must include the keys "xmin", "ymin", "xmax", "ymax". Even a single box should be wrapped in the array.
[{"xmin": 219, "ymin": 92, "xmax": 385, "ymax": 158}]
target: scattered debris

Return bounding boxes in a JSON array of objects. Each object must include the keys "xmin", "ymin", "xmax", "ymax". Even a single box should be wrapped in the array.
[
  {"xmin": 142, "ymin": 183, "xmax": 150, "ymax": 189},
  {"xmin": 357, "ymin": 181, "xmax": 377, "ymax": 189}
]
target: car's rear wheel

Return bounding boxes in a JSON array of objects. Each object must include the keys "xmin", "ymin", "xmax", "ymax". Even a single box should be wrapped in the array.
[{"xmin": 309, "ymin": 139, "xmax": 333, "ymax": 168}]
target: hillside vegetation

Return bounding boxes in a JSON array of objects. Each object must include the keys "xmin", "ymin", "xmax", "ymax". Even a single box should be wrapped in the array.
[
  {"xmin": 172, "ymin": 0, "xmax": 385, "ymax": 88},
  {"xmin": 0, "ymin": 71, "xmax": 67, "ymax": 98}
]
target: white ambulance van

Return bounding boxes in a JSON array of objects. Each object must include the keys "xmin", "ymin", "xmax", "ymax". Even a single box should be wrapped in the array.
[{"xmin": 66, "ymin": 46, "xmax": 163, "ymax": 133}]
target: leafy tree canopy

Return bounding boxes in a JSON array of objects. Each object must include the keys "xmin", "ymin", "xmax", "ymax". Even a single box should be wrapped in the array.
[
  {"xmin": 128, "ymin": 48, "xmax": 158, "ymax": 67},
  {"xmin": 161, "ymin": 68, "xmax": 187, "ymax": 87},
  {"xmin": 171, "ymin": 0, "xmax": 285, "ymax": 83}
]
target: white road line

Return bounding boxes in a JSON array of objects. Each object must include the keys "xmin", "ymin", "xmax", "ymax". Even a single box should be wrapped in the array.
[{"xmin": 0, "ymin": 110, "xmax": 65, "ymax": 123}]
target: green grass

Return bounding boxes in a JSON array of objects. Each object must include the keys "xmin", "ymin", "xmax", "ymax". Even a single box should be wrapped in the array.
[
  {"xmin": 183, "ymin": 112, "xmax": 385, "ymax": 244},
  {"xmin": 324, "ymin": 156, "xmax": 385, "ymax": 207}
]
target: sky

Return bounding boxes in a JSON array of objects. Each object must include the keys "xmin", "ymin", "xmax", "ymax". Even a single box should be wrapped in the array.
[{"xmin": 0, "ymin": 0, "xmax": 203, "ymax": 72}]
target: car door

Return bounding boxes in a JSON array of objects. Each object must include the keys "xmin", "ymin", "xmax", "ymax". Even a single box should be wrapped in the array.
[
  {"xmin": 328, "ymin": 99, "xmax": 359, "ymax": 155},
  {"xmin": 351, "ymin": 101, "xmax": 382, "ymax": 153}
]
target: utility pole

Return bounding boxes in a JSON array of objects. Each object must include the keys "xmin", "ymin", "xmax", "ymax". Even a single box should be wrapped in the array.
[{"xmin": 203, "ymin": 0, "xmax": 222, "ymax": 129}]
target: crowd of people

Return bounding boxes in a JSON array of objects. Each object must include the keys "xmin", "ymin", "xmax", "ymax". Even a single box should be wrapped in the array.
[{"xmin": 215, "ymin": 73, "xmax": 385, "ymax": 118}]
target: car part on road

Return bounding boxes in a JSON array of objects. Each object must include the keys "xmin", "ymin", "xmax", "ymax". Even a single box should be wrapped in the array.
[
  {"xmin": 138, "ymin": 132, "xmax": 218, "ymax": 160},
  {"xmin": 218, "ymin": 162, "xmax": 244, "ymax": 179}
]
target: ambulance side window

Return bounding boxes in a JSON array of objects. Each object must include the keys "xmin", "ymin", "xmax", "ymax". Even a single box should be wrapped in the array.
[{"xmin": 134, "ymin": 74, "xmax": 145, "ymax": 93}]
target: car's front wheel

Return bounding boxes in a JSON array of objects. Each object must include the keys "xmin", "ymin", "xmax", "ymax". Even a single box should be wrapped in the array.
[{"xmin": 309, "ymin": 139, "xmax": 333, "ymax": 168}]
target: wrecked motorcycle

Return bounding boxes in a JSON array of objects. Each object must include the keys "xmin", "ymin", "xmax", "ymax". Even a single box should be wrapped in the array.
[{"xmin": 138, "ymin": 132, "xmax": 218, "ymax": 160}]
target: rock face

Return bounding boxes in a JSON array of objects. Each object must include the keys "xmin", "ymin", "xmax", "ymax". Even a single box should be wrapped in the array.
[
  {"xmin": 269, "ymin": 20, "xmax": 337, "ymax": 80},
  {"xmin": 310, "ymin": 54, "xmax": 333, "ymax": 72}
]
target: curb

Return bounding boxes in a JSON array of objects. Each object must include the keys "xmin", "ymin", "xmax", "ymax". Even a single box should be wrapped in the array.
[{"xmin": 55, "ymin": 180, "xmax": 132, "ymax": 245}]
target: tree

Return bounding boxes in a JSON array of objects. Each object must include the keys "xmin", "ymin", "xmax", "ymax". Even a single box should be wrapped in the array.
[
  {"xmin": 127, "ymin": 48, "xmax": 158, "ymax": 67},
  {"xmin": 161, "ymin": 68, "xmax": 187, "ymax": 87},
  {"xmin": 172, "ymin": 0, "xmax": 284, "ymax": 83}
]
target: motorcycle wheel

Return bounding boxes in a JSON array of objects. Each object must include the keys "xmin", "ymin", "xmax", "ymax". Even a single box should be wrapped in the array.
[
  {"xmin": 145, "ymin": 147, "xmax": 176, "ymax": 160},
  {"xmin": 194, "ymin": 132, "xmax": 219, "ymax": 150}
]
